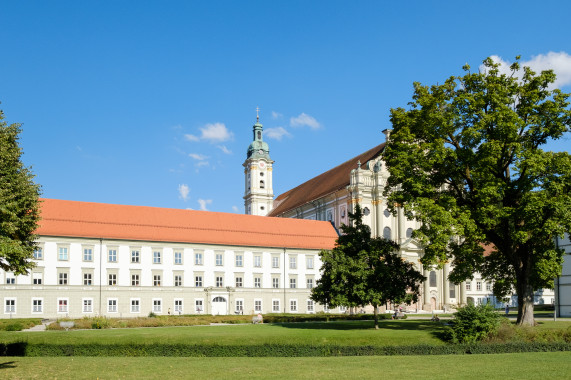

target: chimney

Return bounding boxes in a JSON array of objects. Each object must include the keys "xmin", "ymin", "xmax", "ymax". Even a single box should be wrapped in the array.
[{"xmin": 382, "ymin": 129, "xmax": 392, "ymax": 142}]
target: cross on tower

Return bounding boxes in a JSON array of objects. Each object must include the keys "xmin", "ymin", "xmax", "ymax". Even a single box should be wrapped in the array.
[{"xmin": 256, "ymin": 106, "xmax": 260, "ymax": 122}]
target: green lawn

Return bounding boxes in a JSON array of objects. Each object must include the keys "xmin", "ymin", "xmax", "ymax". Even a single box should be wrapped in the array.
[
  {"xmin": 1, "ymin": 352, "xmax": 570, "ymax": 379},
  {"xmin": 0, "ymin": 320, "xmax": 446, "ymax": 346}
]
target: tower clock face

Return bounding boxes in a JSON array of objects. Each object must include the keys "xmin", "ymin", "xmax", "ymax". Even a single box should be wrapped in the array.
[{"xmin": 259, "ymin": 161, "xmax": 266, "ymax": 169}]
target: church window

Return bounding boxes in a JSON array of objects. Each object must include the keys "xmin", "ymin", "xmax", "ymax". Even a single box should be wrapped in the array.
[
  {"xmin": 260, "ymin": 172, "xmax": 264, "ymax": 177},
  {"xmin": 383, "ymin": 227, "xmax": 392, "ymax": 240},
  {"xmin": 363, "ymin": 207, "xmax": 370, "ymax": 216},
  {"xmin": 257, "ymin": 131, "xmax": 261, "ymax": 140},
  {"xmin": 406, "ymin": 228, "xmax": 413, "ymax": 238},
  {"xmin": 429, "ymin": 271, "xmax": 437, "ymax": 287},
  {"xmin": 260, "ymin": 180, "xmax": 265, "ymax": 189},
  {"xmin": 383, "ymin": 209, "xmax": 391, "ymax": 218}
]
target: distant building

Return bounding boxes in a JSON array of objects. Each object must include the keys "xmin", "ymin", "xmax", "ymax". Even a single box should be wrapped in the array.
[{"xmin": 556, "ymin": 233, "xmax": 571, "ymax": 317}]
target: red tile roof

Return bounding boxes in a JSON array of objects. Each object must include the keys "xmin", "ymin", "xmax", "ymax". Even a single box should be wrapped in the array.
[
  {"xmin": 269, "ymin": 143, "xmax": 386, "ymax": 217},
  {"xmin": 37, "ymin": 199, "xmax": 338, "ymax": 250}
]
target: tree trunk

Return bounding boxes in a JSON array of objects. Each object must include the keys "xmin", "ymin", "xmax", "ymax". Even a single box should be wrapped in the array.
[
  {"xmin": 516, "ymin": 281, "xmax": 535, "ymax": 326},
  {"xmin": 374, "ymin": 305, "xmax": 379, "ymax": 330}
]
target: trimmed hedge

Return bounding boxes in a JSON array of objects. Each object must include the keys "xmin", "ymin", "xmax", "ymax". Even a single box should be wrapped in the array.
[{"xmin": 2, "ymin": 342, "xmax": 570, "ymax": 357}]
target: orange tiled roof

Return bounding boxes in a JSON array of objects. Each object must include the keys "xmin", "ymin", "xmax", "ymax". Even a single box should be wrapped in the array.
[
  {"xmin": 37, "ymin": 199, "xmax": 338, "ymax": 250},
  {"xmin": 269, "ymin": 143, "xmax": 386, "ymax": 217}
]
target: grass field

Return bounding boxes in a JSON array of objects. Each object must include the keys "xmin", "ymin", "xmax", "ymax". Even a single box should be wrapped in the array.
[
  {"xmin": 1, "ymin": 352, "xmax": 571, "ymax": 379},
  {"xmin": 0, "ymin": 320, "xmax": 447, "ymax": 346}
]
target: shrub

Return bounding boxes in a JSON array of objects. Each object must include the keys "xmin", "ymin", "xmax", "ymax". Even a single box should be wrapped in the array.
[
  {"xmin": 4, "ymin": 323, "xmax": 24, "ymax": 331},
  {"xmin": 443, "ymin": 304, "xmax": 502, "ymax": 343},
  {"xmin": 91, "ymin": 317, "xmax": 111, "ymax": 329},
  {"xmin": 148, "ymin": 312, "xmax": 157, "ymax": 318}
]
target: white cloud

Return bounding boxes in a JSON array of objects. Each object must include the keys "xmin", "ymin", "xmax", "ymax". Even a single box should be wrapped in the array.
[
  {"xmin": 265, "ymin": 126, "xmax": 292, "ymax": 140},
  {"xmin": 195, "ymin": 161, "xmax": 210, "ymax": 168},
  {"xmin": 485, "ymin": 52, "xmax": 571, "ymax": 89},
  {"xmin": 217, "ymin": 145, "xmax": 232, "ymax": 154},
  {"xmin": 178, "ymin": 184, "xmax": 190, "ymax": 202},
  {"xmin": 271, "ymin": 111, "xmax": 282, "ymax": 120},
  {"xmin": 189, "ymin": 153, "xmax": 208, "ymax": 161},
  {"xmin": 197, "ymin": 199, "xmax": 212, "ymax": 211},
  {"xmin": 232, "ymin": 206, "xmax": 239, "ymax": 212},
  {"xmin": 290, "ymin": 113, "xmax": 321, "ymax": 129},
  {"xmin": 185, "ymin": 122, "xmax": 234, "ymax": 143}
]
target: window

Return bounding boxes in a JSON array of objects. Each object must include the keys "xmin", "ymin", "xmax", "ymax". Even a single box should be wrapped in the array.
[
  {"xmin": 32, "ymin": 272, "xmax": 42, "ymax": 285},
  {"xmin": 195, "ymin": 252, "xmax": 203, "ymax": 265},
  {"xmin": 254, "ymin": 255, "xmax": 261, "ymax": 268},
  {"xmin": 83, "ymin": 273, "xmax": 92, "ymax": 286},
  {"xmin": 449, "ymin": 282, "xmax": 456, "ymax": 299},
  {"xmin": 83, "ymin": 248, "xmax": 92, "ymax": 261},
  {"xmin": 33, "ymin": 247, "xmax": 43, "ymax": 260},
  {"xmin": 153, "ymin": 251, "xmax": 161, "ymax": 264},
  {"xmin": 476, "ymin": 281, "xmax": 482, "ymax": 291},
  {"xmin": 153, "ymin": 299, "xmax": 162, "ymax": 313},
  {"xmin": 307, "ymin": 300, "xmax": 314, "ymax": 312},
  {"xmin": 131, "ymin": 250, "xmax": 140, "ymax": 263},
  {"xmin": 216, "ymin": 253, "xmax": 223, "ymax": 266},
  {"xmin": 289, "ymin": 256, "xmax": 296, "ymax": 269},
  {"xmin": 383, "ymin": 227, "xmax": 392, "ymax": 240},
  {"xmin": 108, "ymin": 249, "xmax": 117, "ymax": 262},
  {"xmin": 108, "ymin": 274, "xmax": 117, "ymax": 286},
  {"xmin": 486, "ymin": 282, "xmax": 492, "ymax": 291},
  {"xmin": 260, "ymin": 180, "xmax": 265, "ymax": 189},
  {"xmin": 108, "ymin": 299, "xmax": 117, "ymax": 313},
  {"xmin": 174, "ymin": 299, "xmax": 183, "ymax": 314},
  {"xmin": 174, "ymin": 275, "xmax": 182, "ymax": 287},
  {"xmin": 216, "ymin": 276, "xmax": 223, "ymax": 287},
  {"xmin": 406, "ymin": 228, "xmax": 413, "ymax": 238},
  {"xmin": 131, "ymin": 299, "xmax": 140, "ymax": 313},
  {"xmin": 339, "ymin": 305, "xmax": 347, "ymax": 313},
  {"xmin": 32, "ymin": 299, "xmax": 43, "ymax": 313},
  {"xmin": 5, "ymin": 299, "xmax": 15, "ymax": 313},
  {"xmin": 235, "ymin": 254, "xmax": 243, "ymax": 267},
  {"xmin": 58, "ymin": 272, "xmax": 68, "ymax": 285},
  {"xmin": 254, "ymin": 300, "xmax": 262, "ymax": 312},
  {"xmin": 131, "ymin": 274, "xmax": 140, "ymax": 286},
  {"xmin": 235, "ymin": 277, "xmax": 243, "ymax": 288},
  {"xmin": 465, "ymin": 282, "xmax": 471, "ymax": 291},
  {"xmin": 195, "ymin": 299, "xmax": 203, "ymax": 313},
  {"xmin": 290, "ymin": 300, "xmax": 297, "ymax": 312},
  {"xmin": 290, "ymin": 278, "xmax": 296, "ymax": 288},
  {"xmin": 174, "ymin": 251, "xmax": 183, "ymax": 265},
  {"xmin": 6, "ymin": 275, "xmax": 15, "ymax": 285},
  {"xmin": 58, "ymin": 247, "xmax": 68, "ymax": 261},
  {"xmin": 236, "ymin": 300, "xmax": 243, "ymax": 313},
  {"xmin": 254, "ymin": 277, "xmax": 261, "ymax": 288},
  {"xmin": 195, "ymin": 276, "xmax": 203, "ymax": 287},
  {"xmin": 272, "ymin": 256, "xmax": 279, "ymax": 268},
  {"xmin": 306, "ymin": 256, "xmax": 314, "ymax": 269},
  {"xmin": 306, "ymin": 278, "xmax": 314, "ymax": 289},
  {"xmin": 58, "ymin": 299, "xmax": 68, "ymax": 313},
  {"xmin": 429, "ymin": 271, "xmax": 437, "ymax": 287},
  {"xmin": 272, "ymin": 300, "xmax": 280, "ymax": 312},
  {"xmin": 272, "ymin": 277, "xmax": 279, "ymax": 288},
  {"xmin": 83, "ymin": 299, "xmax": 93, "ymax": 313},
  {"xmin": 153, "ymin": 275, "xmax": 161, "ymax": 286}
]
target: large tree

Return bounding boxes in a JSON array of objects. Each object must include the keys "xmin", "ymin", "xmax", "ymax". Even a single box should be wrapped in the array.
[
  {"xmin": 311, "ymin": 204, "xmax": 424, "ymax": 329},
  {"xmin": 384, "ymin": 57, "xmax": 571, "ymax": 326},
  {"xmin": 0, "ymin": 107, "xmax": 41, "ymax": 274}
]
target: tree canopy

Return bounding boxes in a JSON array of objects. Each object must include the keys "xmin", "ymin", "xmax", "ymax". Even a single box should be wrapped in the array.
[
  {"xmin": 0, "ymin": 107, "xmax": 41, "ymax": 274},
  {"xmin": 383, "ymin": 57, "xmax": 571, "ymax": 326},
  {"xmin": 311, "ymin": 204, "xmax": 424, "ymax": 329}
]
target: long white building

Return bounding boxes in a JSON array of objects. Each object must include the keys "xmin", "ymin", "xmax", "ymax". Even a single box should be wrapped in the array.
[{"xmin": 1, "ymin": 199, "xmax": 339, "ymax": 319}]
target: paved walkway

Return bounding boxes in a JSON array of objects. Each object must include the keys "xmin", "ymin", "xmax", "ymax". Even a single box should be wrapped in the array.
[{"xmin": 22, "ymin": 320, "xmax": 54, "ymax": 332}]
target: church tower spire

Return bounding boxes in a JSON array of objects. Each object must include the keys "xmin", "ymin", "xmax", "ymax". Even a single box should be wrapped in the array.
[{"xmin": 243, "ymin": 108, "xmax": 274, "ymax": 216}]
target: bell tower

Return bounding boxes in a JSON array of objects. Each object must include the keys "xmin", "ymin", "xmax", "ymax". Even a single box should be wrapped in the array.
[{"xmin": 243, "ymin": 108, "xmax": 274, "ymax": 216}]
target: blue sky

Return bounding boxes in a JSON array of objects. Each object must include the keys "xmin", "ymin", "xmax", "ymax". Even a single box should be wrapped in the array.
[{"xmin": 1, "ymin": 1, "xmax": 570, "ymax": 213}]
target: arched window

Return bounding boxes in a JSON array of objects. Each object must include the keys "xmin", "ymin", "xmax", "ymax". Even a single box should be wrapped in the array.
[
  {"xmin": 383, "ymin": 227, "xmax": 391, "ymax": 240},
  {"xmin": 260, "ymin": 180, "xmax": 265, "ymax": 189},
  {"xmin": 406, "ymin": 228, "xmax": 413, "ymax": 238},
  {"xmin": 212, "ymin": 297, "xmax": 226, "ymax": 302},
  {"xmin": 383, "ymin": 209, "xmax": 391, "ymax": 218},
  {"xmin": 363, "ymin": 207, "xmax": 370, "ymax": 216},
  {"xmin": 257, "ymin": 131, "xmax": 261, "ymax": 140},
  {"xmin": 429, "ymin": 271, "xmax": 437, "ymax": 287}
]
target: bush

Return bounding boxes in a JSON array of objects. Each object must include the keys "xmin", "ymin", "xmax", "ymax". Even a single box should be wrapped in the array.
[
  {"xmin": 443, "ymin": 304, "xmax": 502, "ymax": 343},
  {"xmin": 4, "ymin": 323, "xmax": 24, "ymax": 331},
  {"xmin": 91, "ymin": 317, "xmax": 111, "ymax": 329}
]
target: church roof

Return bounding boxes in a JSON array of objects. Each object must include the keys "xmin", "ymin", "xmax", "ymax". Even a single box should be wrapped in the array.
[
  {"xmin": 37, "ymin": 198, "xmax": 338, "ymax": 250},
  {"xmin": 269, "ymin": 143, "xmax": 386, "ymax": 217}
]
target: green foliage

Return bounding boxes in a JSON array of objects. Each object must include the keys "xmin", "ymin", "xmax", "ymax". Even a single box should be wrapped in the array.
[
  {"xmin": 444, "ymin": 304, "xmax": 503, "ymax": 343},
  {"xmin": 384, "ymin": 56, "xmax": 571, "ymax": 326},
  {"xmin": 91, "ymin": 317, "xmax": 111, "ymax": 329},
  {"xmin": 0, "ymin": 318, "xmax": 41, "ymax": 331},
  {"xmin": 311, "ymin": 205, "xmax": 424, "ymax": 328},
  {"xmin": 0, "ymin": 106, "xmax": 41, "ymax": 275},
  {"xmin": 4, "ymin": 322, "xmax": 24, "ymax": 331},
  {"xmin": 148, "ymin": 312, "xmax": 157, "ymax": 318}
]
